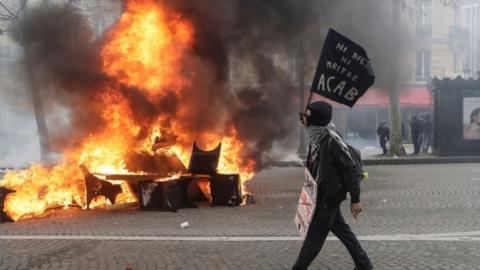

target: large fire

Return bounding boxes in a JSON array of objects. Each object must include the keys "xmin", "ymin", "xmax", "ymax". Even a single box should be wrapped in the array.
[{"xmin": 0, "ymin": 0, "xmax": 255, "ymax": 221}]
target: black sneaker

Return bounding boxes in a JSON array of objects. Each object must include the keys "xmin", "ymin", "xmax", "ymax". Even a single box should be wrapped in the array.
[{"xmin": 353, "ymin": 264, "xmax": 373, "ymax": 270}]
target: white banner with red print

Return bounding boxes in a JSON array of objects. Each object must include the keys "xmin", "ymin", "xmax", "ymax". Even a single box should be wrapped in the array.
[{"xmin": 294, "ymin": 167, "xmax": 318, "ymax": 239}]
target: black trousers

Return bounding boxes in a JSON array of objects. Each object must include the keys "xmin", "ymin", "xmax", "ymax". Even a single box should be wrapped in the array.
[
  {"xmin": 412, "ymin": 133, "xmax": 420, "ymax": 154},
  {"xmin": 379, "ymin": 137, "xmax": 387, "ymax": 154},
  {"xmin": 293, "ymin": 205, "xmax": 371, "ymax": 270}
]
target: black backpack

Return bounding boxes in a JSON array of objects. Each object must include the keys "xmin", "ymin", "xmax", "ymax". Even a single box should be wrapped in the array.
[{"xmin": 328, "ymin": 133, "xmax": 365, "ymax": 181}]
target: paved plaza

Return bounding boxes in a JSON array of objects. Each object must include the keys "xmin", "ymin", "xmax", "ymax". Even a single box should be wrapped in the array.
[{"xmin": 1, "ymin": 163, "xmax": 480, "ymax": 269}]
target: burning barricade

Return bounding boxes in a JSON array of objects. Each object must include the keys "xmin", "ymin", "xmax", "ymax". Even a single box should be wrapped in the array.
[
  {"xmin": 82, "ymin": 142, "xmax": 243, "ymax": 211},
  {"xmin": 0, "ymin": 142, "xmax": 248, "ymax": 222},
  {"xmin": 0, "ymin": 0, "xmax": 263, "ymax": 222}
]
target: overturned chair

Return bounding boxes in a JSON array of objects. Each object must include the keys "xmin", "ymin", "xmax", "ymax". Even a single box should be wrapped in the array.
[
  {"xmin": 80, "ymin": 165, "xmax": 123, "ymax": 210},
  {"xmin": 138, "ymin": 142, "xmax": 243, "ymax": 211}
]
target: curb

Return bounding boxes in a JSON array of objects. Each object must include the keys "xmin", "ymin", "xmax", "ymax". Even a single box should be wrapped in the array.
[{"xmin": 363, "ymin": 156, "xmax": 480, "ymax": 165}]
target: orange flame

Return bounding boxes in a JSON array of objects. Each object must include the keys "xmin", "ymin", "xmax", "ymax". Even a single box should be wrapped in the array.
[
  {"xmin": 0, "ymin": 0, "xmax": 256, "ymax": 221},
  {"xmin": 101, "ymin": 0, "xmax": 194, "ymax": 96},
  {"xmin": 2, "ymin": 164, "xmax": 84, "ymax": 221}
]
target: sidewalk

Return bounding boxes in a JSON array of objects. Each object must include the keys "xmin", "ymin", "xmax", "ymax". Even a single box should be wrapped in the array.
[
  {"xmin": 361, "ymin": 144, "xmax": 480, "ymax": 165},
  {"xmin": 274, "ymin": 143, "xmax": 480, "ymax": 167}
]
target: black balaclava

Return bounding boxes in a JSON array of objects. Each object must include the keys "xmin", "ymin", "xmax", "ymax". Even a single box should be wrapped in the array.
[{"xmin": 307, "ymin": 101, "xmax": 332, "ymax": 127}]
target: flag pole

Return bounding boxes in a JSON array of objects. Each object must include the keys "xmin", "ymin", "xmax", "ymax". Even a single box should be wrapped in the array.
[{"xmin": 305, "ymin": 92, "xmax": 313, "ymax": 112}]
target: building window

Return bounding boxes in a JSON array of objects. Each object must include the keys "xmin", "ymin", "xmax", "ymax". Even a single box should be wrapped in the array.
[
  {"xmin": 454, "ymin": 6, "xmax": 460, "ymax": 27},
  {"xmin": 416, "ymin": 50, "xmax": 431, "ymax": 81},
  {"xmin": 415, "ymin": 0, "xmax": 432, "ymax": 37},
  {"xmin": 463, "ymin": 4, "xmax": 480, "ymax": 77},
  {"xmin": 416, "ymin": 0, "xmax": 432, "ymax": 25}
]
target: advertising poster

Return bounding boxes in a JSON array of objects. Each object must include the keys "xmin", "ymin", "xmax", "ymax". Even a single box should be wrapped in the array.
[{"xmin": 463, "ymin": 94, "xmax": 480, "ymax": 140}]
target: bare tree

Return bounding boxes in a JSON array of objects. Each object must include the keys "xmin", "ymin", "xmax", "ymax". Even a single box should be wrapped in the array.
[
  {"xmin": 0, "ymin": 1, "xmax": 24, "ymax": 34},
  {"xmin": 387, "ymin": 0, "xmax": 458, "ymax": 155},
  {"xmin": 339, "ymin": 0, "xmax": 410, "ymax": 156},
  {"xmin": 0, "ymin": 0, "xmax": 89, "ymax": 163},
  {"xmin": 388, "ymin": 0, "xmax": 405, "ymax": 156},
  {"xmin": 0, "ymin": 0, "xmax": 52, "ymax": 162}
]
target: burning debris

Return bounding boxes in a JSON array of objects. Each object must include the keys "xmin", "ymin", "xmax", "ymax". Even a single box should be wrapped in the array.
[
  {"xmin": 0, "ymin": 0, "xmax": 259, "ymax": 222},
  {"xmin": 0, "ymin": 187, "xmax": 14, "ymax": 222},
  {"xmin": 83, "ymin": 142, "xmax": 243, "ymax": 212}
]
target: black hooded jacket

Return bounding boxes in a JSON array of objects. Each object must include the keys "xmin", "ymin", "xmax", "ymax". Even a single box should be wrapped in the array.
[{"xmin": 306, "ymin": 128, "xmax": 362, "ymax": 209}]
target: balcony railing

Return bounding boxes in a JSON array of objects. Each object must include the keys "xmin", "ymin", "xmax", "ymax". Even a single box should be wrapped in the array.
[
  {"xmin": 416, "ymin": 25, "xmax": 432, "ymax": 38},
  {"xmin": 449, "ymin": 26, "xmax": 469, "ymax": 41}
]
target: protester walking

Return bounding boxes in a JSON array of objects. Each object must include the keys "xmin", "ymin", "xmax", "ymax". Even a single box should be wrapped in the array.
[
  {"xmin": 293, "ymin": 101, "xmax": 373, "ymax": 270},
  {"xmin": 410, "ymin": 115, "xmax": 422, "ymax": 154},
  {"xmin": 376, "ymin": 122, "xmax": 390, "ymax": 155}
]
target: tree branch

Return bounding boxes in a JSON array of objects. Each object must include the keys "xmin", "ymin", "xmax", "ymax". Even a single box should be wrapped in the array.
[
  {"xmin": 0, "ymin": 2, "xmax": 17, "ymax": 18},
  {"xmin": 0, "ymin": 14, "xmax": 15, "ymax": 21},
  {"xmin": 15, "ymin": 3, "xmax": 26, "ymax": 19}
]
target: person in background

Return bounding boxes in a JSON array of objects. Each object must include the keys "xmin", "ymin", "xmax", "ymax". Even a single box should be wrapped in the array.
[
  {"xmin": 401, "ymin": 121, "xmax": 405, "ymax": 142},
  {"xmin": 416, "ymin": 114, "xmax": 424, "ymax": 151},
  {"xmin": 293, "ymin": 101, "xmax": 373, "ymax": 270},
  {"xmin": 376, "ymin": 122, "xmax": 390, "ymax": 155},
  {"xmin": 421, "ymin": 114, "xmax": 433, "ymax": 153},
  {"xmin": 410, "ymin": 115, "xmax": 422, "ymax": 154}
]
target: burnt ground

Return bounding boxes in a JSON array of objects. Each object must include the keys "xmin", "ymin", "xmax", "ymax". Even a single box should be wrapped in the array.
[{"xmin": 1, "ymin": 164, "xmax": 480, "ymax": 269}]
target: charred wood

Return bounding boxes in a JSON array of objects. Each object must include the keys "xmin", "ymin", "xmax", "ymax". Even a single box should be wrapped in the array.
[{"xmin": 0, "ymin": 187, "xmax": 14, "ymax": 222}]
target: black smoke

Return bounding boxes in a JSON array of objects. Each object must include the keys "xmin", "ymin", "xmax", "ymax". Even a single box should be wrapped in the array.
[
  {"xmin": 168, "ymin": 0, "xmax": 328, "ymax": 169},
  {"xmin": 10, "ymin": 0, "xmax": 412, "ymax": 171}
]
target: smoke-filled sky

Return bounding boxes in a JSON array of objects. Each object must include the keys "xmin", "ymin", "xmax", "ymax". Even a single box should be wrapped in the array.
[{"xmin": 2, "ymin": 0, "xmax": 412, "ymax": 169}]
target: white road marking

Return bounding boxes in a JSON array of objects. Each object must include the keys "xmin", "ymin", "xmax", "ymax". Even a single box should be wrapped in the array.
[{"xmin": 0, "ymin": 232, "xmax": 480, "ymax": 242}]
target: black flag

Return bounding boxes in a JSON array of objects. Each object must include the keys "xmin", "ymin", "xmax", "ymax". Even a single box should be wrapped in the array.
[{"xmin": 311, "ymin": 29, "xmax": 375, "ymax": 107}]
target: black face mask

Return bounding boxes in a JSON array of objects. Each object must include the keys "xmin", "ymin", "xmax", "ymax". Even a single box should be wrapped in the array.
[{"xmin": 300, "ymin": 108, "xmax": 331, "ymax": 127}]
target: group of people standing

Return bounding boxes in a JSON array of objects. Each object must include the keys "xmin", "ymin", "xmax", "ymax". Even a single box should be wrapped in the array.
[
  {"xmin": 376, "ymin": 113, "xmax": 433, "ymax": 155},
  {"xmin": 409, "ymin": 113, "xmax": 433, "ymax": 154}
]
